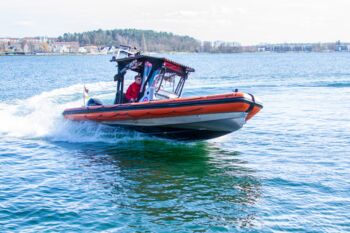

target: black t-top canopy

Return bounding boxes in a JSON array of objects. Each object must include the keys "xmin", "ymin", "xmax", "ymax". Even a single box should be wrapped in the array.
[{"xmin": 111, "ymin": 55, "xmax": 195, "ymax": 76}]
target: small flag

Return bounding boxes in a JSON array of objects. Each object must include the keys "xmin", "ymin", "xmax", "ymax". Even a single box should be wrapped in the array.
[
  {"xmin": 83, "ymin": 85, "xmax": 90, "ymax": 107},
  {"xmin": 83, "ymin": 85, "xmax": 89, "ymax": 99}
]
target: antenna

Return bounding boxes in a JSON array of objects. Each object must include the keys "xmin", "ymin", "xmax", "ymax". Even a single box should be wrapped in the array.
[{"xmin": 142, "ymin": 33, "xmax": 148, "ymax": 52}]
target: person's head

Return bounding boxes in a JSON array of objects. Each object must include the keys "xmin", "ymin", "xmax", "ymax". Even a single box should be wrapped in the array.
[{"xmin": 135, "ymin": 75, "xmax": 142, "ymax": 84}]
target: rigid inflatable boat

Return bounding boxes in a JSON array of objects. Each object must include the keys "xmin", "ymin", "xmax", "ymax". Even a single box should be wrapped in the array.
[{"xmin": 63, "ymin": 48, "xmax": 262, "ymax": 140}]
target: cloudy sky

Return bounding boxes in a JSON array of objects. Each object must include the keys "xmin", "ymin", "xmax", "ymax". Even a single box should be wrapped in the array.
[{"xmin": 1, "ymin": 0, "xmax": 349, "ymax": 44}]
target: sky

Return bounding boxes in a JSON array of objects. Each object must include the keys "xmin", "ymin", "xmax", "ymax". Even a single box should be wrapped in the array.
[{"xmin": 1, "ymin": 0, "xmax": 349, "ymax": 45}]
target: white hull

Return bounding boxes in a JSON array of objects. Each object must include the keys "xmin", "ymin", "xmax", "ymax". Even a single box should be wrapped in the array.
[{"xmin": 103, "ymin": 112, "xmax": 247, "ymax": 132}]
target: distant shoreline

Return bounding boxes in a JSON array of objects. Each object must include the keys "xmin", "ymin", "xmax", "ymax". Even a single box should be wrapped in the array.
[
  {"xmin": 1, "ymin": 50, "xmax": 350, "ymax": 57},
  {"xmin": 2, "ymin": 29, "xmax": 350, "ymax": 55}
]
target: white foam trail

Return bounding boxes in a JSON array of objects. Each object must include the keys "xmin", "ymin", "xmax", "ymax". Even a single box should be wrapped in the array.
[{"xmin": 0, "ymin": 82, "xmax": 147, "ymax": 142}]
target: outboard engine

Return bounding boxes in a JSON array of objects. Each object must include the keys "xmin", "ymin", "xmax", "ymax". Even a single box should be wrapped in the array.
[{"xmin": 87, "ymin": 98, "xmax": 103, "ymax": 106}]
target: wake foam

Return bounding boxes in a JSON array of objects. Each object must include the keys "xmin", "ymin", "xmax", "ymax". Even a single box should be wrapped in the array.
[{"xmin": 0, "ymin": 82, "xmax": 147, "ymax": 143}]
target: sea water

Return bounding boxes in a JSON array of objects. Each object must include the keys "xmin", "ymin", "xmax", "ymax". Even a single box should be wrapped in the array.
[{"xmin": 0, "ymin": 53, "xmax": 349, "ymax": 232}]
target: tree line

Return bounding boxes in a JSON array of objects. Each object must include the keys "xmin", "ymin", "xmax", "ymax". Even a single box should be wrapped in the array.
[
  {"xmin": 58, "ymin": 29, "xmax": 201, "ymax": 52},
  {"xmin": 58, "ymin": 29, "xmax": 348, "ymax": 53}
]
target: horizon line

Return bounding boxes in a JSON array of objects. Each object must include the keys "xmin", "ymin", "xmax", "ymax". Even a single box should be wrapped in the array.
[{"xmin": 1, "ymin": 27, "xmax": 350, "ymax": 46}]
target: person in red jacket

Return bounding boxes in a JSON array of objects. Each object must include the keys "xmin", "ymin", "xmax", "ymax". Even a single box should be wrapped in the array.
[{"xmin": 125, "ymin": 75, "xmax": 142, "ymax": 102}]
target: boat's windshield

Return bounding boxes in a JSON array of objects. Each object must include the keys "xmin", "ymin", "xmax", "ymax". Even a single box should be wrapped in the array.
[{"xmin": 153, "ymin": 72, "xmax": 185, "ymax": 100}]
